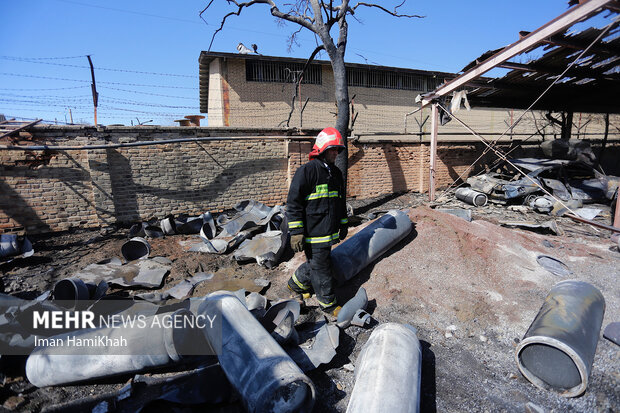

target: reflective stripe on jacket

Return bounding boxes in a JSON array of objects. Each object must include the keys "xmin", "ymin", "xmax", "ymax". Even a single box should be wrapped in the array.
[{"xmin": 286, "ymin": 158, "xmax": 347, "ymax": 248}]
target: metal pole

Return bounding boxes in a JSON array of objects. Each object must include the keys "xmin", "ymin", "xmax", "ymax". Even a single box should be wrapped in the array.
[
  {"xmin": 614, "ymin": 196, "xmax": 620, "ymax": 229},
  {"xmin": 87, "ymin": 55, "xmax": 98, "ymax": 126},
  {"xmin": 429, "ymin": 103, "xmax": 438, "ymax": 201}
]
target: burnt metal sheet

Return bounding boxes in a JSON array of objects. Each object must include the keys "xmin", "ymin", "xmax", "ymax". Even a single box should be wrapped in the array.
[
  {"xmin": 233, "ymin": 230, "xmax": 287, "ymax": 268},
  {"xmin": 285, "ymin": 322, "xmax": 340, "ymax": 372},
  {"xmin": 501, "ymin": 220, "xmax": 562, "ymax": 236},
  {"xmin": 436, "ymin": 208, "xmax": 473, "ymax": 222},
  {"xmin": 337, "ymin": 287, "xmax": 368, "ymax": 329},
  {"xmin": 603, "ymin": 322, "xmax": 620, "ymax": 346},
  {"xmin": 542, "ymin": 178, "xmax": 572, "ymax": 201},
  {"xmin": 536, "ymin": 255, "xmax": 572, "ymax": 276},
  {"xmin": 74, "ymin": 257, "xmax": 171, "ymax": 289},
  {"xmin": 216, "ymin": 200, "xmax": 283, "ymax": 238},
  {"xmin": 467, "ymin": 173, "xmax": 541, "ymax": 200}
]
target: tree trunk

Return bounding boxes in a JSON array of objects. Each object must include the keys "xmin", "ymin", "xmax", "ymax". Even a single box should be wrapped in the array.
[{"xmin": 325, "ymin": 47, "xmax": 350, "ymax": 195}]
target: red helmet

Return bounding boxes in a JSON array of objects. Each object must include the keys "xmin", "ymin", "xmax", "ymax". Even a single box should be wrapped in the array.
[{"xmin": 309, "ymin": 127, "xmax": 345, "ymax": 159}]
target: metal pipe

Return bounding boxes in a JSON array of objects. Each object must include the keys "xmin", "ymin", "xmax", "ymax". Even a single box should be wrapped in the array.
[
  {"xmin": 564, "ymin": 213, "xmax": 620, "ymax": 234},
  {"xmin": 53, "ymin": 278, "xmax": 90, "ymax": 308},
  {"xmin": 515, "ymin": 280, "xmax": 605, "ymax": 397},
  {"xmin": 455, "ymin": 187, "xmax": 488, "ymax": 207},
  {"xmin": 332, "ymin": 210, "xmax": 412, "ymax": 283},
  {"xmin": 121, "ymin": 237, "xmax": 150, "ymax": 261},
  {"xmin": 346, "ymin": 323, "xmax": 422, "ymax": 413},
  {"xmin": 25, "ymin": 309, "xmax": 198, "ymax": 387},
  {"xmin": 198, "ymin": 291, "xmax": 315, "ymax": 413},
  {"xmin": 0, "ymin": 136, "xmax": 292, "ymax": 151}
]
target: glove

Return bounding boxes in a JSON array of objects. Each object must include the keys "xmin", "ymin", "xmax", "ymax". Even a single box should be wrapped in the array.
[
  {"xmin": 290, "ymin": 234, "xmax": 304, "ymax": 252},
  {"xmin": 339, "ymin": 226, "xmax": 348, "ymax": 241}
]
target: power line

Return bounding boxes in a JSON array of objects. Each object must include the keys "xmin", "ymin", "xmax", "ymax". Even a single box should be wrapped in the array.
[
  {"xmin": 0, "ymin": 73, "xmax": 198, "ymax": 89},
  {"xmin": 52, "ymin": 0, "xmax": 203, "ymax": 25},
  {"xmin": 98, "ymin": 86, "xmax": 195, "ymax": 100},
  {"xmin": 0, "ymin": 85, "xmax": 91, "ymax": 91},
  {"xmin": 1, "ymin": 56, "xmax": 197, "ymax": 78},
  {"xmin": 0, "ymin": 55, "xmax": 85, "ymax": 60}
]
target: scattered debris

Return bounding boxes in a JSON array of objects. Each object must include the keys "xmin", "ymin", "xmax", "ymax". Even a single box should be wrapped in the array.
[
  {"xmin": 286, "ymin": 321, "xmax": 340, "ymax": 372},
  {"xmin": 574, "ymin": 208, "xmax": 602, "ymax": 220},
  {"xmin": 501, "ymin": 220, "xmax": 562, "ymax": 236},
  {"xmin": 233, "ymin": 229, "xmax": 287, "ymax": 268},
  {"xmin": 536, "ymin": 255, "xmax": 572, "ymax": 277},
  {"xmin": 0, "ymin": 234, "xmax": 34, "ymax": 260},
  {"xmin": 467, "ymin": 158, "xmax": 619, "ymax": 204},
  {"xmin": 351, "ymin": 309, "xmax": 372, "ymax": 327},
  {"xmin": 436, "ymin": 208, "xmax": 473, "ymax": 222},
  {"xmin": 515, "ymin": 280, "xmax": 605, "ymax": 397},
  {"xmin": 524, "ymin": 401, "xmax": 546, "ymax": 413},
  {"xmin": 603, "ymin": 322, "xmax": 620, "ymax": 347},
  {"xmin": 337, "ymin": 287, "xmax": 368, "ymax": 329}
]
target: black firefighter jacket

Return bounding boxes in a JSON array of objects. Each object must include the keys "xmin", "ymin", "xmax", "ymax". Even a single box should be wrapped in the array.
[{"xmin": 286, "ymin": 158, "xmax": 348, "ymax": 248}]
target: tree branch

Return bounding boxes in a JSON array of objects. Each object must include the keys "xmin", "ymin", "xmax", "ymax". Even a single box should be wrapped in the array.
[
  {"xmin": 351, "ymin": 2, "xmax": 424, "ymax": 18},
  {"xmin": 202, "ymin": 0, "xmax": 272, "ymax": 51},
  {"xmin": 287, "ymin": 25, "xmax": 305, "ymax": 52}
]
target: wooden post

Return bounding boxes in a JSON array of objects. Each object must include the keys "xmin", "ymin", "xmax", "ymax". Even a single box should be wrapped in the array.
[
  {"xmin": 87, "ymin": 55, "xmax": 98, "ymax": 126},
  {"xmin": 429, "ymin": 103, "xmax": 438, "ymax": 201}
]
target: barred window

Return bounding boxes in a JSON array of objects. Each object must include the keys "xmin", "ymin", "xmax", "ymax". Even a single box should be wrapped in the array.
[
  {"xmin": 246, "ymin": 60, "xmax": 322, "ymax": 84},
  {"xmin": 347, "ymin": 67, "xmax": 438, "ymax": 91}
]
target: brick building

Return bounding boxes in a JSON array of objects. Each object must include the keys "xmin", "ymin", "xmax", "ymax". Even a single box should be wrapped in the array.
[{"xmin": 198, "ymin": 51, "xmax": 612, "ymax": 139}]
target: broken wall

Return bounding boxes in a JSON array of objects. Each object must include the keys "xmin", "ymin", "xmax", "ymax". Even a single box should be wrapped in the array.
[{"xmin": 2, "ymin": 125, "xmax": 619, "ymax": 234}]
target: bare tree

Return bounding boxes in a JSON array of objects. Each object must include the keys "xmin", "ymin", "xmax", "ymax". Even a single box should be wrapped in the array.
[{"xmin": 200, "ymin": 0, "xmax": 422, "ymax": 188}]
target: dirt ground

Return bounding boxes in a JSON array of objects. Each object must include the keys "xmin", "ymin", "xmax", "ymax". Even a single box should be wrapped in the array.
[{"xmin": 1, "ymin": 191, "xmax": 619, "ymax": 412}]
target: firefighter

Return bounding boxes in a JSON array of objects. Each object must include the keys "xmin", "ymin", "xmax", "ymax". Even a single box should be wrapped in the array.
[{"xmin": 286, "ymin": 127, "xmax": 348, "ymax": 316}]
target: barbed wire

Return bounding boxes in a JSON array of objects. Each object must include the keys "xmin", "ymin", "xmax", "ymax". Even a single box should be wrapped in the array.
[{"xmin": 0, "ymin": 56, "xmax": 197, "ymax": 78}]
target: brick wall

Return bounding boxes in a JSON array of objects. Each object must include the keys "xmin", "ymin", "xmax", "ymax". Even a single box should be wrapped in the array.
[{"xmin": 1, "ymin": 125, "xmax": 619, "ymax": 234}]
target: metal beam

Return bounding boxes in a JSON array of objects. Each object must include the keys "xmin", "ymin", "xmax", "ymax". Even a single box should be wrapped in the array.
[
  {"xmin": 429, "ymin": 104, "xmax": 438, "ymax": 201},
  {"xmin": 421, "ymin": 0, "xmax": 615, "ymax": 107}
]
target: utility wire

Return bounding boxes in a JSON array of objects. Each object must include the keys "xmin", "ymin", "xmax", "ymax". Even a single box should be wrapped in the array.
[
  {"xmin": 98, "ymin": 86, "xmax": 195, "ymax": 100},
  {"xmin": 0, "ymin": 73, "xmax": 198, "ymax": 89},
  {"xmin": 0, "ymin": 85, "xmax": 90, "ymax": 91},
  {"xmin": 1, "ymin": 56, "xmax": 197, "ymax": 78}
]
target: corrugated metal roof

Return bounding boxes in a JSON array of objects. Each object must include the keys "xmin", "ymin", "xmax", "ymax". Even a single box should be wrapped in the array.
[{"xmin": 454, "ymin": 4, "xmax": 620, "ymax": 113}]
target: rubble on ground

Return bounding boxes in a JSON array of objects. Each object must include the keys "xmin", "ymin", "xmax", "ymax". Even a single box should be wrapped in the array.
[{"xmin": 0, "ymin": 192, "xmax": 618, "ymax": 412}]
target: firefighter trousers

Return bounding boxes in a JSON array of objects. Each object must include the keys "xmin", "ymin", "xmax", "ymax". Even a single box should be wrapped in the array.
[{"xmin": 288, "ymin": 246, "xmax": 337, "ymax": 310}]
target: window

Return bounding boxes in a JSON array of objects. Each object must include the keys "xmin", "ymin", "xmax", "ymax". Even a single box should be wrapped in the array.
[
  {"xmin": 246, "ymin": 60, "xmax": 322, "ymax": 84},
  {"xmin": 347, "ymin": 67, "xmax": 439, "ymax": 91}
]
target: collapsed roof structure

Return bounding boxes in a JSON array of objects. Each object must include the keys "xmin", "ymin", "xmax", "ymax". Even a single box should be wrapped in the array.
[{"xmin": 418, "ymin": 0, "xmax": 620, "ymax": 199}]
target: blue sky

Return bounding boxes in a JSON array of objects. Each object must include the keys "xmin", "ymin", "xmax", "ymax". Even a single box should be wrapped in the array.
[{"xmin": 0, "ymin": 0, "xmax": 594, "ymax": 126}]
